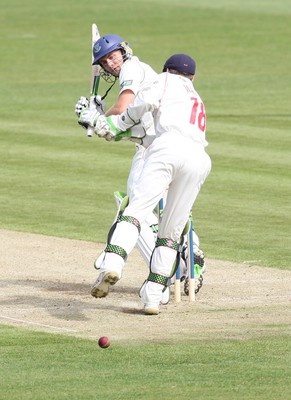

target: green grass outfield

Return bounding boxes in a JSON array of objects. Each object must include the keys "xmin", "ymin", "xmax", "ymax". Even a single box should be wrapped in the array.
[
  {"xmin": 0, "ymin": 327, "xmax": 291, "ymax": 400},
  {"xmin": 1, "ymin": 0, "xmax": 291, "ymax": 398},
  {"xmin": 1, "ymin": 325, "xmax": 291, "ymax": 400}
]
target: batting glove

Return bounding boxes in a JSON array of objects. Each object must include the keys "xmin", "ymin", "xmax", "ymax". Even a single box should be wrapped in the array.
[
  {"xmin": 78, "ymin": 108, "xmax": 100, "ymax": 130},
  {"xmin": 75, "ymin": 96, "xmax": 89, "ymax": 117},
  {"xmin": 94, "ymin": 95, "xmax": 106, "ymax": 114}
]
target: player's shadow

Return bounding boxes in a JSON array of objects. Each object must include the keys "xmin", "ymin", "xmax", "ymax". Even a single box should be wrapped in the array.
[{"xmin": 0, "ymin": 278, "xmax": 144, "ymax": 319}]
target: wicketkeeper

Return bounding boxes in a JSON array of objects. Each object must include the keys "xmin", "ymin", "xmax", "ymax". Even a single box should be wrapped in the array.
[{"xmin": 79, "ymin": 54, "xmax": 211, "ymax": 314}]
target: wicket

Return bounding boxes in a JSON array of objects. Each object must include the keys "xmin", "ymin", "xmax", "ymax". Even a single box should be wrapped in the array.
[
  {"xmin": 174, "ymin": 218, "xmax": 195, "ymax": 302},
  {"xmin": 158, "ymin": 199, "xmax": 195, "ymax": 302},
  {"xmin": 186, "ymin": 219, "xmax": 195, "ymax": 302}
]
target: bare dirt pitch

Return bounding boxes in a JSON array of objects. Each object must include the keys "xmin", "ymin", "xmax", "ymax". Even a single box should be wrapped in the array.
[{"xmin": 1, "ymin": 229, "xmax": 290, "ymax": 343}]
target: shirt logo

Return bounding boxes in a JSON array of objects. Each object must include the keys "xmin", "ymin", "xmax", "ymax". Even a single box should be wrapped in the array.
[{"xmin": 120, "ymin": 80, "xmax": 133, "ymax": 88}]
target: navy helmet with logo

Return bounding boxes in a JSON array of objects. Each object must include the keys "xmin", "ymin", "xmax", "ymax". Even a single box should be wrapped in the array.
[{"xmin": 163, "ymin": 54, "xmax": 196, "ymax": 75}]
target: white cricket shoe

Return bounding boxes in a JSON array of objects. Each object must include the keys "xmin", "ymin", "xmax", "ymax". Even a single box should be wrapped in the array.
[
  {"xmin": 139, "ymin": 280, "xmax": 162, "ymax": 315},
  {"xmin": 144, "ymin": 304, "xmax": 160, "ymax": 315},
  {"xmin": 91, "ymin": 271, "xmax": 119, "ymax": 298}
]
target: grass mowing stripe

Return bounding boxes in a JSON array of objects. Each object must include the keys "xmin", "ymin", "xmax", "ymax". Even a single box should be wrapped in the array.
[
  {"xmin": 1, "ymin": 0, "xmax": 291, "ymax": 265},
  {"xmin": 144, "ymin": 0, "xmax": 291, "ymax": 16},
  {"xmin": 1, "ymin": 325, "xmax": 290, "ymax": 400}
]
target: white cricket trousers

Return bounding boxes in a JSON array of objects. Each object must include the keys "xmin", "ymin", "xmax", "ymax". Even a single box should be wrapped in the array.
[
  {"xmin": 127, "ymin": 144, "xmax": 158, "ymax": 265},
  {"xmin": 100, "ymin": 132, "xmax": 211, "ymax": 282}
]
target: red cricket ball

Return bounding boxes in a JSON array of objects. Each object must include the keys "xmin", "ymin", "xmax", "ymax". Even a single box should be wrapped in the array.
[{"xmin": 98, "ymin": 336, "xmax": 110, "ymax": 348}]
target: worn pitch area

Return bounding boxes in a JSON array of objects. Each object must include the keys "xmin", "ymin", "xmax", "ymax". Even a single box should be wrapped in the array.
[{"xmin": 1, "ymin": 229, "xmax": 290, "ymax": 342}]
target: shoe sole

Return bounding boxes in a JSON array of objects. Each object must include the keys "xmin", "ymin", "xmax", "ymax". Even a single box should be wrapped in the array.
[
  {"xmin": 91, "ymin": 272, "xmax": 119, "ymax": 298},
  {"xmin": 144, "ymin": 307, "xmax": 159, "ymax": 315}
]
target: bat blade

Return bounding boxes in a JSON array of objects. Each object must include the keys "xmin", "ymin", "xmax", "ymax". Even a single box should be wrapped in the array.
[
  {"xmin": 90, "ymin": 23, "xmax": 101, "ymax": 94},
  {"xmin": 88, "ymin": 23, "xmax": 101, "ymax": 137}
]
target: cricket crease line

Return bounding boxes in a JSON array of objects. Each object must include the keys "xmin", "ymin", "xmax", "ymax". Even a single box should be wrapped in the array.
[{"xmin": 0, "ymin": 315, "xmax": 79, "ymax": 333}]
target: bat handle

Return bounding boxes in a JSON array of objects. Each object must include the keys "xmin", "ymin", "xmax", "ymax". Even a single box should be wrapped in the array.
[
  {"xmin": 87, "ymin": 126, "xmax": 94, "ymax": 137},
  {"xmin": 87, "ymin": 96, "xmax": 96, "ymax": 137}
]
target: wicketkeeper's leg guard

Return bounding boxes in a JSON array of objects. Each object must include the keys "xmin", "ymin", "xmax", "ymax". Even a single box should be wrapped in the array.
[{"xmin": 182, "ymin": 243, "xmax": 205, "ymax": 295}]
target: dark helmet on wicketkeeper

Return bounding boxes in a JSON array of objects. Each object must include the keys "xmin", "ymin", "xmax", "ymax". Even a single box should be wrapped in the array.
[
  {"xmin": 163, "ymin": 54, "xmax": 196, "ymax": 76},
  {"xmin": 92, "ymin": 34, "xmax": 133, "ymax": 66}
]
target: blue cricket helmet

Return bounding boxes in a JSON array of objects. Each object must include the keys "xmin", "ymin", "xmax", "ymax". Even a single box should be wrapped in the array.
[{"xmin": 92, "ymin": 34, "xmax": 132, "ymax": 65}]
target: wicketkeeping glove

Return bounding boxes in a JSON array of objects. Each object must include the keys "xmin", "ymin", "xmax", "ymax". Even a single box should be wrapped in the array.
[{"xmin": 75, "ymin": 96, "xmax": 89, "ymax": 117}]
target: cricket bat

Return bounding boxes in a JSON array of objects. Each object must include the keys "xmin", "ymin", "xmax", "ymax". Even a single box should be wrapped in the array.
[{"xmin": 87, "ymin": 23, "xmax": 101, "ymax": 137}]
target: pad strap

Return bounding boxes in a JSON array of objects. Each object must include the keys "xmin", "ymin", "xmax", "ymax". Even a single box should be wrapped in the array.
[
  {"xmin": 156, "ymin": 238, "xmax": 180, "ymax": 252},
  {"xmin": 105, "ymin": 244, "xmax": 127, "ymax": 260},
  {"xmin": 147, "ymin": 272, "xmax": 169, "ymax": 286},
  {"xmin": 117, "ymin": 215, "xmax": 141, "ymax": 233}
]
